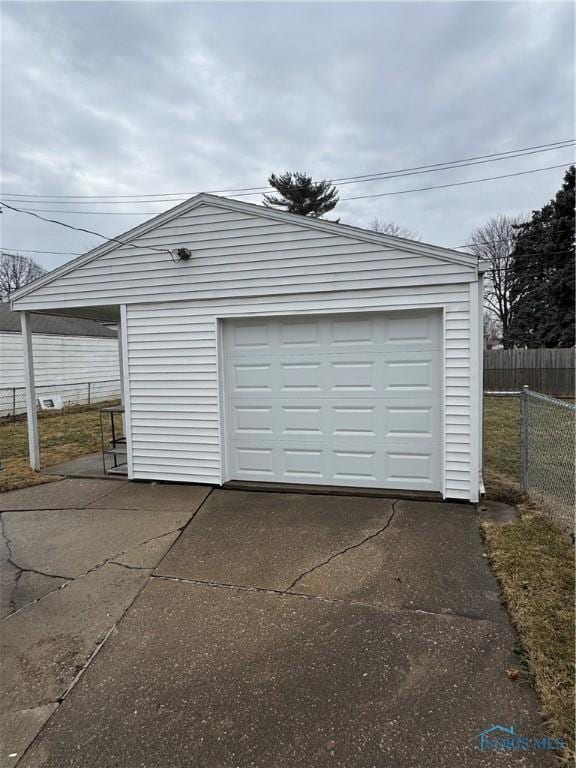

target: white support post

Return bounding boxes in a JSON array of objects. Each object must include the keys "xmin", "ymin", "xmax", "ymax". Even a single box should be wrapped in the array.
[
  {"xmin": 118, "ymin": 319, "xmax": 125, "ymax": 406},
  {"xmin": 20, "ymin": 311, "xmax": 40, "ymax": 470}
]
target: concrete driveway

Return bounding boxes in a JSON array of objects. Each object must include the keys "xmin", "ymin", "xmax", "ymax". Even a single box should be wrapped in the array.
[{"xmin": 0, "ymin": 482, "xmax": 552, "ymax": 767}]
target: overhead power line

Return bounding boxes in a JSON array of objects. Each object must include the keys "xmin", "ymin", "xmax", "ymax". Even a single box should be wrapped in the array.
[
  {"xmin": 0, "ymin": 201, "xmax": 172, "ymax": 257},
  {"xmin": 9, "ymin": 161, "xmax": 571, "ymax": 215},
  {"xmin": 4, "ymin": 141, "xmax": 573, "ymax": 208},
  {"xmin": 0, "ymin": 247, "xmax": 83, "ymax": 256},
  {"xmin": 2, "ymin": 139, "xmax": 573, "ymax": 202},
  {"xmin": 339, "ymin": 163, "xmax": 571, "ymax": 201}
]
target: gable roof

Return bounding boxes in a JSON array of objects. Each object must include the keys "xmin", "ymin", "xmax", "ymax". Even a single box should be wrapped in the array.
[
  {"xmin": 10, "ymin": 193, "xmax": 479, "ymax": 305},
  {"xmin": 0, "ymin": 302, "xmax": 117, "ymax": 337}
]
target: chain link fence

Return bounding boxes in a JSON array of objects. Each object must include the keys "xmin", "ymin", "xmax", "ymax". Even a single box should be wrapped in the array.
[
  {"xmin": 485, "ymin": 388, "xmax": 575, "ymax": 533},
  {"xmin": 0, "ymin": 379, "xmax": 121, "ymax": 420}
]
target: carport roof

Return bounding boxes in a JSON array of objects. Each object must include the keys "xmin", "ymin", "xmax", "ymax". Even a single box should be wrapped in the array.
[{"xmin": 0, "ymin": 302, "xmax": 117, "ymax": 337}]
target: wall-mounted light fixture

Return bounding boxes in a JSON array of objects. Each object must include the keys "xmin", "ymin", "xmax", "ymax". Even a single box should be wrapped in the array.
[{"xmin": 175, "ymin": 247, "xmax": 192, "ymax": 261}]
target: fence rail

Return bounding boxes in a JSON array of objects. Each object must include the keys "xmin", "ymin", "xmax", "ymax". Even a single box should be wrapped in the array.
[
  {"xmin": 485, "ymin": 388, "xmax": 575, "ymax": 534},
  {"xmin": 0, "ymin": 379, "xmax": 121, "ymax": 420},
  {"xmin": 484, "ymin": 348, "xmax": 575, "ymax": 396}
]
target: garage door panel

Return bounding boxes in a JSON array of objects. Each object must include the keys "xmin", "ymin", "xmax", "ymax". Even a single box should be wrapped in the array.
[
  {"xmin": 228, "ymin": 399, "xmax": 438, "ymax": 439},
  {"xmin": 235, "ymin": 446, "xmax": 275, "ymax": 476},
  {"xmin": 384, "ymin": 359, "xmax": 436, "ymax": 392},
  {"xmin": 281, "ymin": 405, "xmax": 323, "ymax": 435},
  {"xmin": 281, "ymin": 362, "xmax": 322, "ymax": 391},
  {"xmin": 228, "ymin": 352, "xmax": 439, "ymax": 398},
  {"xmin": 327, "ymin": 316, "xmax": 376, "ymax": 347},
  {"xmin": 232, "ymin": 405, "xmax": 274, "ymax": 435},
  {"xmin": 384, "ymin": 313, "xmax": 441, "ymax": 347},
  {"xmin": 232, "ymin": 321, "xmax": 272, "ymax": 350},
  {"xmin": 233, "ymin": 363, "xmax": 273, "ymax": 392},
  {"xmin": 224, "ymin": 310, "xmax": 442, "ymax": 490},
  {"xmin": 279, "ymin": 319, "xmax": 321, "ymax": 347},
  {"xmin": 228, "ymin": 441, "xmax": 439, "ymax": 489}
]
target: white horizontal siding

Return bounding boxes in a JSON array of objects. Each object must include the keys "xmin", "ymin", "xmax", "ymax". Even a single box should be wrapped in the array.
[
  {"xmin": 15, "ymin": 205, "xmax": 476, "ymax": 311},
  {"xmin": 125, "ymin": 283, "xmax": 475, "ymax": 499},
  {"xmin": 0, "ymin": 332, "xmax": 120, "ymax": 415}
]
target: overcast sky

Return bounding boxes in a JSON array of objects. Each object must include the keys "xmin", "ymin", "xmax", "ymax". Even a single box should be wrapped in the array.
[{"xmin": 1, "ymin": 1, "xmax": 574, "ymax": 271}]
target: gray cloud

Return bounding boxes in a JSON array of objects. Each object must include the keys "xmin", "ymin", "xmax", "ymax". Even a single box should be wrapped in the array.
[{"xmin": 1, "ymin": 1, "xmax": 573, "ymax": 269}]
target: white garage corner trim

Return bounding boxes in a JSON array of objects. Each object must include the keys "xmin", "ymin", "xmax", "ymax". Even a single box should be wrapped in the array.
[{"xmin": 11, "ymin": 193, "xmax": 482, "ymax": 500}]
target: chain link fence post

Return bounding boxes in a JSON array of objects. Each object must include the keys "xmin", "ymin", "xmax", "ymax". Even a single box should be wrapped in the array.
[
  {"xmin": 87, "ymin": 381, "xmax": 91, "ymax": 406},
  {"xmin": 12, "ymin": 388, "xmax": 16, "ymax": 422},
  {"xmin": 520, "ymin": 384, "xmax": 529, "ymax": 494}
]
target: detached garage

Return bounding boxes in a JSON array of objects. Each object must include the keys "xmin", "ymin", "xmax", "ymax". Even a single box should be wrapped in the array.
[{"xmin": 11, "ymin": 194, "xmax": 486, "ymax": 501}]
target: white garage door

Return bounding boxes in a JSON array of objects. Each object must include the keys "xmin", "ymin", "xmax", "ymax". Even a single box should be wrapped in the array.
[{"xmin": 223, "ymin": 310, "xmax": 442, "ymax": 491}]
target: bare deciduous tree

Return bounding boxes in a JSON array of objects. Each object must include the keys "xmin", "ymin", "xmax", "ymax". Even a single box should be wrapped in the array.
[
  {"xmin": 483, "ymin": 313, "xmax": 502, "ymax": 349},
  {"xmin": 469, "ymin": 215, "xmax": 525, "ymax": 348},
  {"xmin": 369, "ymin": 219, "xmax": 419, "ymax": 240},
  {"xmin": 0, "ymin": 252, "xmax": 46, "ymax": 302}
]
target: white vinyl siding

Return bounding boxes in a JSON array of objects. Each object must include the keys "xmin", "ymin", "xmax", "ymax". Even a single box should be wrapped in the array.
[
  {"xmin": 0, "ymin": 333, "xmax": 120, "ymax": 415},
  {"xmin": 14, "ymin": 206, "xmax": 475, "ymax": 311},
  {"xmin": 125, "ymin": 283, "xmax": 474, "ymax": 499}
]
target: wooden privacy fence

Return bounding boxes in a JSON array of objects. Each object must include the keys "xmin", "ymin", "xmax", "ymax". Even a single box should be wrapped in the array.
[{"xmin": 484, "ymin": 348, "xmax": 575, "ymax": 396}]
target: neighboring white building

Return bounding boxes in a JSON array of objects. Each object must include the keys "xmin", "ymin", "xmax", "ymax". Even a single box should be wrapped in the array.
[
  {"xmin": 11, "ymin": 194, "xmax": 486, "ymax": 501},
  {"xmin": 0, "ymin": 304, "xmax": 120, "ymax": 416}
]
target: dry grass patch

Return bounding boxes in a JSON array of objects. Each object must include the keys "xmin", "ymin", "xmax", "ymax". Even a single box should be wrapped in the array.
[
  {"xmin": 483, "ymin": 396, "xmax": 523, "ymax": 502},
  {"xmin": 0, "ymin": 402, "xmax": 118, "ymax": 493},
  {"xmin": 483, "ymin": 504, "xmax": 575, "ymax": 761}
]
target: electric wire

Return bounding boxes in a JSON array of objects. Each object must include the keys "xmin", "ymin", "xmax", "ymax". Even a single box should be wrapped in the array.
[
  {"xmin": 3, "ymin": 139, "xmax": 573, "ymax": 202},
  {"xmin": 6, "ymin": 162, "xmax": 572, "ymax": 217},
  {"xmin": 0, "ymin": 202, "xmax": 173, "ymax": 257}
]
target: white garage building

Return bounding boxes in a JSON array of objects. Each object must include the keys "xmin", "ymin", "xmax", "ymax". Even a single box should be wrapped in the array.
[{"xmin": 11, "ymin": 194, "xmax": 486, "ymax": 501}]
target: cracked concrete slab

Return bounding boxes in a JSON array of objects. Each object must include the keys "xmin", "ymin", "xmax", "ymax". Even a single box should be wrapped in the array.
[
  {"xmin": 0, "ymin": 478, "xmax": 203, "ymax": 766},
  {"xmin": 86, "ymin": 482, "xmax": 211, "ymax": 511},
  {"xmin": 155, "ymin": 489, "xmax": 395, "ymax": 591},
  {"xmin": 11, "ymin": 573, "xmax": 68, "ymax": 614},
  {"xmin": 1, "ymin": 506, "xmax": 197, "ymax": 581},
  {"xmin": 293, "ymin": 500, "xmax": 505, "ymax": 622},
  {"xmin": 0, "ymin": 562, "xmax": 149, "ymax": 714},
  {"xmin": 110, "ymin": 531, "xmax": 180, "ymax": 569},
  {"xmin": 0, "ymin": 480, "xmax": 126, "ymax": 512},
  {"xmin": 0, "ymin": 704, "xmax": 57, "ymax": 768},
  {"xmin": 18, "ymin": 578, "xmax": 553, "ymax": 768},
  {"xmin": 0, "ymin": 525, "xmax": 20, "ymax": 620}
]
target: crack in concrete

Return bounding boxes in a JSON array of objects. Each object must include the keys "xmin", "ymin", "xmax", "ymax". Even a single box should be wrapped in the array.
[
  {"xmin": 108, "ymin": 562, "xmax": 153, "ymax": 571},
  {"xmin": 283, "ymin": 499, "xmax": 400, "ymax": 593},
  {"xmin": 150, "ymin": 572, "xmax": 503, "ymax": 625},
  {"xmin": 0, "ymin": 524, "xmax": 192, "ymax": 623},
  {"xmin": 0, "ymin": 487, "xmax": 215, "ymax": 622},
  {"xmin": 1, "ymin": 487, "xmax": 217, "ymax": 767},
  {"xmin": 1, "ymin": 514, "xmax": 69, "ymax": 615},
  {"xmin": 16, "ymin": 563, "xmax": 155, "ymax": 768},
  {"xmin": 0, "ymin": 481, "xmax": 128, "ymax": 515}
]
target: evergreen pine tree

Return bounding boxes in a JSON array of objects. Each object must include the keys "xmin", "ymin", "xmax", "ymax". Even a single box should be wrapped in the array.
[
  {"xmin": 507, "ymin": 166, "xmax": 575, "ymax": 347},
  {"xmin": 263, "ymin": 172, "xmax": 339, "ymax": 218}
]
